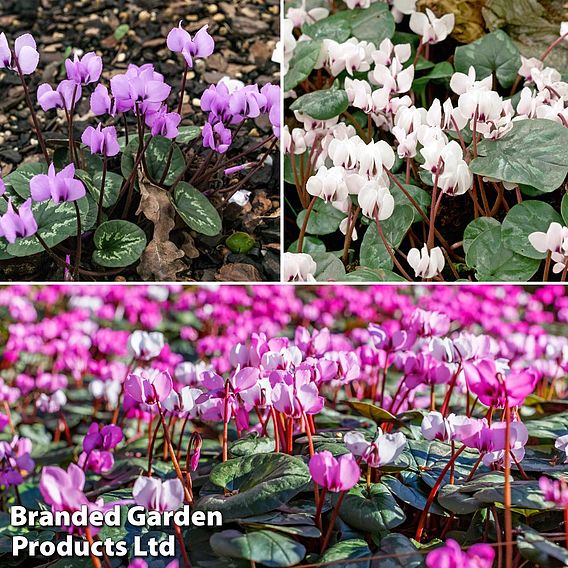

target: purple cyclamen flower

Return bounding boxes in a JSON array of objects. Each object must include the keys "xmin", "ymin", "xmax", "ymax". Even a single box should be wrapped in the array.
[
  {"xmin": 125, "ymin": 370, "xmax": 173, "ymax": 405},
  {"xmin": 30, "ymin": 163, "xmax": 86, "ymax": 203},
  {"xmin": 228, "ymin": 85, "xmax": 267, "ymax": 121},
  {"xmin": 145, "ymin": 106, "xmax": 181, "ymax": 139},
  {"xmin": 200, "ymin": 83, "xmax": 234, "ymax": 124},
  {"xmin": 81, "ymin": 124, "xmax": 120, "ymax": 157},
  {"xmin": 0, "ymin": 174, "xmax": 5, "ymax": 197},
  {"xmin": 203, "ymin": 121, "xmax": 232, "ymax": 154},
  {"xmin": 37, "ymin": 80, "xmax": 82, "ymax": 112},
  {"xmin": 65, "ymin": 52, "xmax": 103, "ymax": 85},
  {"xmin": 0, "ymin": 198, "xmax": 37, "ymax": 243},
  {"xmin": 0, "ymin": 33, "xmax": 39, "ymax": 75},
  {"xmin": 90, "ymin": 84, "xmax": 115, "ymax": 116},
  {"xmin": 132, "ymin": 476, "xmax": 184, "ymax": 512},
  {"xmin": 83, "ymin": 423, "xmax": 123, "ymax": 453},
  {"xmin": 166, "ymin": 23, "xmax": 215, "ymax": 68},
  {"xmin": 110, "ymin": 64, "xmax": 170, "ymax": 114}
]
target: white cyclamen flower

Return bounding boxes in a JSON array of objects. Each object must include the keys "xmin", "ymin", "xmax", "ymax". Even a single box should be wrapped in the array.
[
  {"xmin": 283, "ymin": 252, "xmax": 317, "ymax": 282},
  {"xmin": 528, "ymin": 222, "xmax": 568, "ymax": 254},
  {"xmin": 306, "ymin": 165, "xmax": 349, "ymax": 203},
  {"xmin": 409, "ymin": 8, "xmax": 454, "ymax": 45},
  {"xmin": 358, "ymin": 180, "xmax": 395, "ymax": 220},
  {"xmin": 407, "ymin": 245, "xmax": 445, "ymax": 279},
  {"xmin": 128, "ymin": 331, "xmax": 165, "ymax": 360}
]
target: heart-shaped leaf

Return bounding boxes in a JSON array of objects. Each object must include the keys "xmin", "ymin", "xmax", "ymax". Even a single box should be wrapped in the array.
[
  {"xmin": 173, "ymin": 181, "xmax": 222, "ymax": 237},
  {"xmin": 290, "ymin": 90, "xmax": 349, "ymax": 121},
  {"xmin": 92, "ymin": 220, "xmax": 147, "ymax": 268}
]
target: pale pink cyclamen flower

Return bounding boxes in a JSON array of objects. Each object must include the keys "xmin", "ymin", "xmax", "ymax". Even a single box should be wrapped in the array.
[
  {"xmin": 344, "ymin": 429, "xmax": 406, "ymax": 468},
  {"xmin": 132, "ymin": 476, "xmax": 184, "ymax": 512},
  {"xmin": 167, "ymin": 23, "xmax": 215, "ymax": 68},
  {"xmin": 30, "ymin": 163, "xmax": 86, "ymax": 204},
  {"xmin": 426, "ymin": 539, "xmax": 494, "ymax": 568},
  {"xmin": 309, "ymin": 451, "xmax": 360, "ymax": 492},
  {"xmin": 0, "ymin": 33, "xmax": 39, "ymax": 74},
  {"xmin": 539, "ymin": 476, "xmax": 568, "ymax": 507},
  {"xmin": 529, "ymin": 222, "xmax": 568, "ymax": 254},
  {"xmin": 555, "ymin": 434, "xmax": 568, "ymax": 463},
  {"xmin": 125, "ymin": 369, "xmax": 173, "ymax": 405},
  {"xmin": 421, "ymin": 412, "xmax": 483, "ymax": 443},
  {"xmin": 81, "ymin": 124, "xmax": 120, "ymax": 157}
]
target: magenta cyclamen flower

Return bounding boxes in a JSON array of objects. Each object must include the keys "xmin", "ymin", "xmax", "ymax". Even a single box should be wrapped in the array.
[
  {"xmin": 132, "ymin": 476, "xmax": 184, "ymax": 512},
  {"xmin": 539, "ymin": 476, "xmax": 568, "ymax": 507},
  {"xmin": 30, "ymin": 163, "xmax": 86, "ymax": 203},
  {"xmin": 203, "ymin": 121, "xmax": 232, "ymax": 154},
  {"xmin": 125, "ymin": 369, "xmax": 173, "ymax": 405},
  {"xmin": 65, "ymin": 52, "xmax": 103, "ymax": 85},
  {"xmin": 81, "ymin": 124, "xmax": 120, "ymax": 157},
  {"xmin": 0, "ymin": 437, "xmax": 34, "ymax": 487},
  {"xmin": 83, "ymin": 423, "xmax": 123, "ymax": 453},
  {"xmin": 426, "ymin": 539, "xmax": 494, "ymax": 568},
  {"xmin": 145, "ymin": 106, "xmax": 181, "ymax": 139},
  {"xmin": 0, "ymin": 33, "xmax": 39, "ymax": 75},
  {"xmin": 37, "ymin": 80, "xmax": 82, "ymax": 112},
  {"xmin": 309, "ymin": 451, "xmax": 360, "ymax": 492},
  {"xmin": 166, "ymin": 23, "xmax": 215, "ymax": 68},
  {"xmin": 0, "ymin": 198, "xmax": 37, "ymax": 243}
]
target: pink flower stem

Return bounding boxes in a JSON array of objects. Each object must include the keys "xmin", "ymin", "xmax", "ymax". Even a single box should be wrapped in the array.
[
  {"xmin": 147, "ymin": 413, "xmax": 159, "ymax": 476},
  {"xmin": 427, "ymin": 157, "xmax": 443, "ymax": 250},
  {"xmin": 415, "ymin": 444, "xmax": 467, "ymax": 542},
  {"xmin": 176, "ymin": 414, "xmax": 191, "ymax": 463},
  {"xmin": 174, "ymin": 523, "xmax": 192, "ymax": 568},
  {"xmin": 84, "ymin": 527, "xmax": 102, "ymax": 568},
  {"xmin": 72, "ymin": 200, "xmax": 82, "ymax": 280},
  {"xmin": 270, "ymin": 407, "xmax": 280, "ymax": 452},
  {"xmin": 321, "ymin": 491, "xmax": 347, "ymax": 552},
  {"xmin": 540, "ymin": 32, "xmax": 568, "ymax": 63},
  {"xmin": 373, "ymin": 214, "xmax": 413, "ymax": 281},
  {"xmin": 58, "ymin": 411, "xmax": 73, "ymax": 446}
]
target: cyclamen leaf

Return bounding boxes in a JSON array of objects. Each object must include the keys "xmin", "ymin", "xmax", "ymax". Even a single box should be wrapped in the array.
[
  {"xmin": 173, "ymin": 182, "xmax": 222, "ymax": 237},
  {"xmin": 290, "ymin": 89, "xmax": 349, "ymax": 120},
  {"xmin": 311, "ymin": 251, "xmax": 346, "ymax": 281},
  {"xmin": 454, "ymin": 30, "xmax": 521, "ymax": 88},
  {"xmin": 296, "ymin": 199, "xmax": 346, "ymax": 236},
  {"xmin": 561, "ymin": 194, "xmax": 568, "ymax": 226},
  {"xmin": 4, "ymin": 163, "xmax": 47, "ymax": 199},
  {"xmin": 470, "ymin": 119, "xmax": 568, "ymax": 193},
  {"xmin": 284, "ymin": 40, "xmax": 322, "ymax": 91},
  {"xmin": 92, "ymin": 220, "xmax": 147, "ymax": 268},
  {"xmin": 501, "ymin": 201, "xmax": 564, "ymax": 259},
  {"xmin": 463, "ymin": 216, "xmax": 500, "ymax": 255}
]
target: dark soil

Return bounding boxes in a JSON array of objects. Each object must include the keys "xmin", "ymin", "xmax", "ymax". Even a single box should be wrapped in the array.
[{"xmin": 0, "ymin": 0, "xmax": 280, "ymax": 281}]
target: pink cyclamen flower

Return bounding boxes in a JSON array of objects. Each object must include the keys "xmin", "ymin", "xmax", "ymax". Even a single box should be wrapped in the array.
[
  {"xmin": 37, "ymin": 80, "xmax": 82, "ymax": 112},
  {"xmin": 202, "ymin": 121, "xmax": 232, "ymax": 154},
  {"xmin": 0, "ymin": 436, "xmax": 34, "ymax": 487},
  {"xmin": 77, "ymin": 449, "xmax": 114, "ymax": 474},
  {"xmin": 0, "ymin": 198, "xmax": 37, "ymax": 243},
  {"xmin": 426, "ymin": 539, "xmax": 494, "ymax": 568},
  {"xmin": 0, "ymin": 174, "xmax": 5, "ymax": 196},
  {"xmin": 30, "ymin": 163, "xmax": 86, "ymax": 203},
  {"xmin": 166, "ymin": 23, "xmax": 215, "ymax": 68},
  {"xmin": 309, "ymin": 451, "xmax": 360, "ymax": 492},
  {"xmin": 145, "ymin": 106, "xmax": 181, "ymax": 139},
  {"xmin": 344, "ymin": 429, "xmax": 406, "ymax": 468},
  {"xmin": 132, "ymin": 476, "xmax": 184, "ymax": 512},
  {"xmin": 125, "ymin": 369, "xmax": 173, "ymax": 405},
  {"xmin": 0, "ymin": 33, "xmax": 39, "ymax": 75},
  {"xmin": 65, "ymin": 52, "xmax": 102, "ymax": 85},
  {"xmin": 90, "ymin": 84, "xmax": 115, "ymax": 116},
  {"xmin": 539, "ymin": 476, "xmax": 568, "ymax": 507},
  {"xmin": 81, "ymin": 124, "xmax": 120, "ymax": 157}
]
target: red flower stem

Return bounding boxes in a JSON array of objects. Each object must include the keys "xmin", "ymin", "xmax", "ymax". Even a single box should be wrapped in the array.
[
  {"xmin": 13, "ymin": 54, "xmax": 50, "ymax": 164},
  {"xmin": 427, "ymin": 157, "xmax": 443, "ymax": 250},
  {"xmin": 321, "ymin": 491, "xmax": 347, "ymax": 552},
  {"xmin": 287, "ymin": 417, "xmax": 294, "ymax": 454},
  {"xmin": 440, "ymin": 363, "xmax": 462, "ymax": 416},
  {"xmin": 415, "ymin": 444, "xmax": 467, "ymax": 542},
  {"xmin": 147, "ymin": 414, "xmax": 159, "ymax": 476},
  {"xmin": 297, "ymin": 196, "xmax": 317, "ymax": 253},
  {"xmin": 564, "ymin": 507, "xmax": 568, "ymax": 549},
  {"xmin": 465, "ymin": 454, "xmax": 484, "ymax": 482},
  {"xmin": 222, "ymin": 380, "xmax": 230, "ymax": 462},
  {"xmin": 270, "ymin": 407, "xmax": 280, "ymax": 452},
  {"xmin": 156, "ymin": 401, "xmax": 192, "ymax": 503},
  {"xmin": 374, "ymin": 214, "xmax": 413, "ymax": 281},
  {"xmin": 176, "ymin": 414, "xmax": 191, "ymax": 463},
  {"xmin": 315, "ymin": 487, "xmax": 327, "ymax": 530},
  {"xmin": 111, "ymin": 359, "xmax": 135, "ymax": 425},
  {"xmin": 379, "ymin": 355, "xmax": 390, "ymax": 407},
  {"xmin": 2, "ymin": 402, "xmax": 15, "ymax": 435},
  {"xmin": 96, "ymin": 153, "xmax": 107, "ymax": 226},
  {"xmin": 58, "ymin": 411, "xmax": 73, "ymax": 446},
  {"xmin": 302, "ymin": 411, "xmax": 315, "ymax": 457},
  {"xmin": 503, "ymin": 400, "xmax": 513, "ymax": 568},
  {"xmin": 540, "ymin": 32, "xmax": 568, "ymax": 63},
  {"xmin": 84, "ymin": 527, "xmax": 102, "ymax": 568},
  {"xmin": 72, "ymin": 200, "xmax": 82, "ymax": 280},
  {"xmin": 174, "ymin": 523, "xmax": 192, "ymax": 568},
  {"xmin": 449, "ymin": 441, "xmax": 455, "ymax": 485}
]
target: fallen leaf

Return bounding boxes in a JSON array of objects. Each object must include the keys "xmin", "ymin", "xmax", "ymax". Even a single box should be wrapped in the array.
[
  {"xmin": 216, "ymin": 263, "xmax": 263, "ymax": 282},
  {"xmin": 136, "ymin": 171, "xmax": 188, "ymax": 281}
]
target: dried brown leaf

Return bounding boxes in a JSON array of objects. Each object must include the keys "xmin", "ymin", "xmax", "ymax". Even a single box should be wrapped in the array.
[{"xmin": 216, "ymin": 263, "xmax": 263, "ymax": 282}]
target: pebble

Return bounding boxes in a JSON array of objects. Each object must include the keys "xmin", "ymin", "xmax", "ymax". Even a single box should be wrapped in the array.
[
  {"xmin": 117, "ymin": 53, "xmax": 126, "ymax": 62},
  {"xmin": 207, "ymin": 4, "xmax": 218, "ymax": 14},
  {"xmin": 138, "ymin": 10, "xmax": 151, "ymax": 22},
  {"xmin": 192, "ymin": 98, "xmax": 201, "ymax": 108},
  {"xmin": 212, "ymin": 13, "xmax": 225, "ymax": 22}
]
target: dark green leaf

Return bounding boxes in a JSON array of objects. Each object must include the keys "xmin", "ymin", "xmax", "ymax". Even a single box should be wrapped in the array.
[
  {"xmin": 311, "ymin": 251, "xmax": 346, "ymax": 281},
  {"xmin": 290, "ymin": 90, "xmax": 349, "ymax": 120},
  {"xmin": 92, "ymin": 220, "xmax": 147, "ymax": 268},
  {"xmin": 173, "ymin": 181, "xmax": 222, "ymax": 237},
  {"xmin": 463, "ymin": 216, "xmax": 500, "ymax": 254},
  {"xmin": 344, "ymin": 267, "xmax": 407, "ymax": 282},
  {"xmin": 296, "ymin": 199, "xmax": 346, "ymax": 235},
  {"xmin": 284, "ymin": 40, "xmax": 322, "ymax": 91}
]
